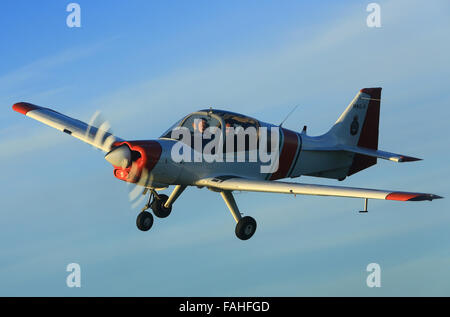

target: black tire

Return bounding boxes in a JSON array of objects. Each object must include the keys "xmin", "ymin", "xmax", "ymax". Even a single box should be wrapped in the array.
[
  {"xmin": 136, "ymin": 211, "xmax": 154, "ymax": 231},
  {"xmin": 235, "ymin": 216, "xmax": 257, "ymax": 240},
  {"xmin": 151, "ymin": 194, "xmax": 172, "ymax": 218}
]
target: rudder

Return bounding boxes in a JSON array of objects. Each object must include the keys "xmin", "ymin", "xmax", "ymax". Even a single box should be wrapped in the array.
[
  {"xmin": 348, "ymin": 88, "xmax": 381, "ymax": 175},
  {"xmin": 326, "ymin": 87, "xmax": 382, "ymax": 175}
]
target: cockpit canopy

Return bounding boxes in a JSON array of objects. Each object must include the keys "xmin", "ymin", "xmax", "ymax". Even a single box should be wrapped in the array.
[{"xmin": 160, "ymin": 109, "xmax": 260, "ymax": 139}]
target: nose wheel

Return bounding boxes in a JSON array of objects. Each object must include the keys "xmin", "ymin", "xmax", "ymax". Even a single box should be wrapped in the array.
[
  {"xmin": 135, "ymin": 185, "xmax": 187, "ymax": 232},
  {"xmin": 136, "ymin": 211, "xmax": 153, "ymax": 231}
]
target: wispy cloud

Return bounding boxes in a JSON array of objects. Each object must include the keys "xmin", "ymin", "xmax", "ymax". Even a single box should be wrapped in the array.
[{"xmin": 0, "ymin": 39, "xmax": 116, "ymax": 91}]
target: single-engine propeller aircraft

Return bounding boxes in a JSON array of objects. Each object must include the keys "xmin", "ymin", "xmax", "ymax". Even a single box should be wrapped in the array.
[{"xmin": 12, "ymin": 87, "xmax": 442, "ymax": 240}]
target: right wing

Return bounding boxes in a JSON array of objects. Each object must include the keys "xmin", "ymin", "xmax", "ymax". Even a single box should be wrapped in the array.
[
  {"xmin": 196, "ymin": 177, "xmax": 442, "ymax": 201},
  {"xmin": 12, "ymin": 102, "xmax": 122, "ymax": 152}
]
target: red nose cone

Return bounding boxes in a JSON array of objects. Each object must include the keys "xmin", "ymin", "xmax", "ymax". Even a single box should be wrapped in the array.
[{"xmin": 111, "ymin": 140, "xmax": 162, "ymax": 184}]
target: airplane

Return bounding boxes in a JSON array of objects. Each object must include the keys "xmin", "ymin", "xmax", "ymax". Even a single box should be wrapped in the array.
[{"xmin": 12, "ymin": 87, "xmax": 442, "ymax": 240}]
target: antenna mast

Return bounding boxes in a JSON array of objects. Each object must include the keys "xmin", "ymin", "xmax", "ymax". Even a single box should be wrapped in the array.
[{"xmin": 279, "ymin": 104, "xmax": 299, "ymax": 127}]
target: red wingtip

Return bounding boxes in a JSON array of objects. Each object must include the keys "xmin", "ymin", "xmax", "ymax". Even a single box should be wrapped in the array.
[
  {"xmin": 386, "ymin": 192, "xmax": 421, "ymax": 201},
  {"xmin": 386, "ymin": 192, "xmax": 442, "ymax": 201},
  {"xmin": 12, "ymin": 102, "xmax": 40, "ymax": 115}
]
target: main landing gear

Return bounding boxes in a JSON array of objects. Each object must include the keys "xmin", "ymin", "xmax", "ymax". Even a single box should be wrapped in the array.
[
  {"xmin": 136, "ymin": 185, "xmax": 186, "ymax": 232},
  {"xmin": 220, "ymin": 190, "xmax": 257, "ymax": 240},
  {"xmin": 135, "ymin": 186, "xmax": 257, "ymax": 241}
]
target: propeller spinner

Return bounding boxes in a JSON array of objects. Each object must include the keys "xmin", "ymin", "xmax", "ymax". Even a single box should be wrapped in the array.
[{"xmin": 104, "ymin": 144, "xmax": 132, "ymax": 168}]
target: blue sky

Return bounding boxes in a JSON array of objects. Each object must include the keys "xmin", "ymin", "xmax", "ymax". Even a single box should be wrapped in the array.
[{"xmin": 0, "ymin": 0, "xmax": 449, "ymax": 296}]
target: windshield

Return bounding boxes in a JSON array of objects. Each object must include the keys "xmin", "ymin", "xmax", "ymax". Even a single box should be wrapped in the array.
[
  {"xmin": 159, "ymin": 109, "xmax": 260, "ymax": 142},
  {"xmin": 201, "ymin": 109, "xmax": 259, "ymax": 130},
  {"xmin": 181, "ymin": 114, "xmax": 221, "ymax": 134},
  {"xmin": 160, "ymin": 118, "xmax": 184, "ymax": 139},
  {"xmin": 160, "ymin": 112, "xmax": 222, "ymax": 139}
]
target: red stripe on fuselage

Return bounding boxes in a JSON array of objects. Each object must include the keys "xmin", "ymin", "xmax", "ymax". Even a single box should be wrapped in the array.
[{"xmin": 270, "ymin": 128, "xmax": 299, "ymax": 180}]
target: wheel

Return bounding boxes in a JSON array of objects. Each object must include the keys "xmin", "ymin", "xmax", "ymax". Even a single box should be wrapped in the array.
[
  {"xmin": 235, "ymin": 216, "xmax": 257, "ymax": 240},
  {"xmin": 136, "ymin": 211, "xmax": 154, "ymax": 231},
  {"xmin": 151, "ymin": 194, "xmax": 172, "ymax": 218}
]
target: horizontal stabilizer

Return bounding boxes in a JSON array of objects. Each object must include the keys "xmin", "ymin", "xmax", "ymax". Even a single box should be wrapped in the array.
[{"xmin": 338, "ymin": 145, "xmax": 421, "ymax": 162}]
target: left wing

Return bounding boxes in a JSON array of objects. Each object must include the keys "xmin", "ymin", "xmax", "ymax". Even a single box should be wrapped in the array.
[
  {"xmin": 12, "ymin": 102, "xmax": 122, "ymax": 152},
  {"xmin": 196, "ymin": 177, "xmax": 442, "ymax": 201}
]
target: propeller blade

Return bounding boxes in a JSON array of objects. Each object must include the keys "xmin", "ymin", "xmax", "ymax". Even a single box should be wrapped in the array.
[{"xmin": 85, "ymin": 111, "xmax": 117, "ymax": 152}]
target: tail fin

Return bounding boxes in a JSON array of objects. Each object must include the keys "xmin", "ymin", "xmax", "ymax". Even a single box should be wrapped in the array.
[{"xmin": 327, "ymin": 88, "xmax": 382, "ymax": 175}]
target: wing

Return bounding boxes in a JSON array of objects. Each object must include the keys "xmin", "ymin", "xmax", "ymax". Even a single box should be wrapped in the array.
[
  {"xmin": 196, "ymin": 176, "xmax": 442, "ymax": 201},
  {"xmin": 12, "ymin": 102, "xmax": 122, "ymax": 152}
]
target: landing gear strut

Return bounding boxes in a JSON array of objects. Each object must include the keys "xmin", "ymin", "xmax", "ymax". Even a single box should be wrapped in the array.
[
  {"xmin": 220, "ymin": 190, "xmax": 257, "ymax": 240},
  {"xmin": 136, "ymin": 185, "xmax": 187, "ymax": 231}
]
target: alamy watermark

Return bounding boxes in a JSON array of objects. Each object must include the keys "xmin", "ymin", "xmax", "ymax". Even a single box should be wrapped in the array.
[
  {"xmin": 66, "ymin": 263, "xmax": 81, "ymax": 288},
  {"xmin": 366, "ymin": 3, "xmax": 381, "ymax": 28},
  {"xmin": 170, "ymin": 119, "xmax": 281, "ymax": 173},
  {"xmin": 66, "ymin": 3, "xmax": 81, "ymax": 28},
  {"xmin": 366, "ymin": 263, "xmax": 381, "ymax": 288}
]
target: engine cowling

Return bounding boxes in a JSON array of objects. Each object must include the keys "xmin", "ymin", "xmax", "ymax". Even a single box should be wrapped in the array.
[{"xmin": 105, "ymin": 141, "xmax": 162, "ymax": 183}]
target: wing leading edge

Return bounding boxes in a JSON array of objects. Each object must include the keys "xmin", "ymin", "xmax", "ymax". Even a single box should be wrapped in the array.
[
  {"xmin": 12, "ymin": 102, "xmax": 122, "ymax": 152},
  {"xmin": 196, "ymin": 177, "xmax": 442, "ymax": 201}
]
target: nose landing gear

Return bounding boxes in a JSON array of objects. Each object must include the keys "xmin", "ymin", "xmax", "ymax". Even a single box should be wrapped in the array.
[
  {"xmin": 136, "ymin": 211, "xmax": 153, "ymax": 231},
  {"xmin": 135, "ymin": 185, "xmax": 186, "ymax": 232}
]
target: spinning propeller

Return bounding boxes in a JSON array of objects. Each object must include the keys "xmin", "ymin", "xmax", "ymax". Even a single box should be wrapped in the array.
[{"xmin": 84, "ymin": 111, "xmax": 156, "ymax": 209}]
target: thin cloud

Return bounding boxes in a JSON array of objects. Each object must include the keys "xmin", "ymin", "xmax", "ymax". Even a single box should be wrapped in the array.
[{"xmin": 0, "ymin": 37, "xmax": 119, "ymax": 92}]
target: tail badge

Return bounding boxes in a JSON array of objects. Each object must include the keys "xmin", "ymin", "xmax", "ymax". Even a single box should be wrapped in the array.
[{"xmin": 350, "ymin": 116, "xmax": 359, "ymax": 135}]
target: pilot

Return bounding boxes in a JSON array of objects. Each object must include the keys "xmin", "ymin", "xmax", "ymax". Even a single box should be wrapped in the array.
[
  {"xmin": 198, "ymin": 118, "xmax": 207, "ymax": 133},
  {"xmin": 225, "ymin": 122, "xmax": 233, "ymax": 135},
  {"xmin": 192, "ymin": 118, "xmax": 208, "ymax": 134}
]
